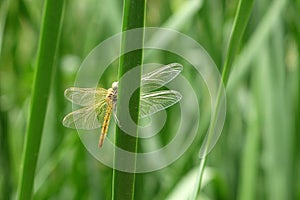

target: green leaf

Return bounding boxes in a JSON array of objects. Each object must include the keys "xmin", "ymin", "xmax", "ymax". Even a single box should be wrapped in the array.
[
  {"xmin": 17, "ymin": 1, "xmax": 65, "ymax": 199},
  {"xmin": 112, "ymin": 0, "xmax": 146, "ymax": 200}
]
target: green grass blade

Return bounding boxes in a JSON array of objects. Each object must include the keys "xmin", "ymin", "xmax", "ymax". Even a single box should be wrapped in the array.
[
  {"xmin": 16, "ymin": 1, "xmax": 65, "ymax": 199},
  {"xmin": 112, "ymin": 0, "xmax": 146, "ymax": 199},
  {"xmin": 221, "ymin": 0, "xmax": 255, "ymax": 86},
  {"xmin": 191, "ymin": 0, "xmax": 255, "ymax": 199},
  {"xmin": 261, "ymin": 22, "xmax": 292, "ymax": 200},
  {"xmin": 237, "ymin": 85, "xmax": 259, "ymax": 200}
]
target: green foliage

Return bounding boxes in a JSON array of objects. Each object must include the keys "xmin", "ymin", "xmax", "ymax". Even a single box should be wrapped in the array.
[{"xmin": 0, "ymin": 0, "xmax": 299, "ymax": 199}]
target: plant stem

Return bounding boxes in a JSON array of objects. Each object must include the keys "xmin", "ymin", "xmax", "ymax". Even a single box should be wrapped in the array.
[
  {"xmin": 191, "ymin": 0, "xmax": 255, "ymax": 199},
  {"xmin": 16, "ymin": 1, "xmax": 64, "ymax": 199},
  {"xmin": 222, "ymin": 0, "xmax": 255, "ymax": 86},
  {"xmin": 112, "ymin": 0, "xmax": 146, "ymax": 200}
]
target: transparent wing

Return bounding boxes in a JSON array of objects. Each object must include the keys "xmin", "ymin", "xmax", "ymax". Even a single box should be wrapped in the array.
[
  {"xmin": 64, "ymin": 87, "xmax": 108, "ymax": 106},
  {"xmin": 139, "ymin": 90, "xmax": 182, "ymax": 118},
  {"xmin": 141, "ymin": 63, "xmax": 183, "ymax": 92},
  {"xmin": 62, "ymin": 99, "xmax": 107, "ymax": 129}
]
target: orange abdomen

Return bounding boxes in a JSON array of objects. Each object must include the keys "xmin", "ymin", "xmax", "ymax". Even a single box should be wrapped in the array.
[{"xmin": 98, "ymin": 100, "xmax": 113, "ymax": 148}]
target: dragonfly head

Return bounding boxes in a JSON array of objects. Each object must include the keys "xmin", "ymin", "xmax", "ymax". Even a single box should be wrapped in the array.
[{"xmin": 112, "ymin": 81, "xmax": 118, "ymax": 90}]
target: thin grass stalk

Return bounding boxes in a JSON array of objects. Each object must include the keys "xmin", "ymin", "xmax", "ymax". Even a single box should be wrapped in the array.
[
  {"xmin": 112, "ymin": 0, "xmax": 146, "ymax": 199},
  {"xmin": 191, "ymin": 0, "xmax": 255, "ymax": 199},
  {"xmin": 237, "ymin": 63, "xmax": 260, "ymax": 200},
  {"xmin": 221, "ymin": 0, "xmax": 255, "ymax": 86},
  {"xmin": 16, "ymin": 1, "xmax": 64, "ymax": 199}
]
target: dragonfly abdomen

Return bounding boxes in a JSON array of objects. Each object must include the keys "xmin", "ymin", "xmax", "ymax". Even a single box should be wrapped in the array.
[{"xmin": 98, "ymin": 91, "xmax": 114, "ymax": 148}]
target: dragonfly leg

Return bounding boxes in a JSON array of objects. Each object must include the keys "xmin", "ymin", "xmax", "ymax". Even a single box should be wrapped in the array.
[
  {"xmin": 112, "ymin": 104, "xmax": 121, "ymax": 127},
  {"xmin": 113, "ymin": 111, "xmax": 121, "ymax": 127}
]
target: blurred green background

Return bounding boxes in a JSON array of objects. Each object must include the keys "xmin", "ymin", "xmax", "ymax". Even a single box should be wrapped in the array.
[{"xmin": 0, "ymin": 0, "xmax": 299, "ymax": 199}]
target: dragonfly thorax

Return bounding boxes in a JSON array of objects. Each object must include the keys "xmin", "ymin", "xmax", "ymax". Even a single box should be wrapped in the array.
[{"xmin": 106, "ymin": 82, "xmax": 118, "ymax": 104}]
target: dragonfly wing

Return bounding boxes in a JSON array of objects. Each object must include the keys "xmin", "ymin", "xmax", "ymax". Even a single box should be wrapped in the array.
[
  {"xmin": 141, "ymin": 63, "xmax": 183, "ymax": 92},
  {"xmin": 64, "ymin": 87, "xmax": 108, "ymax": 106},
  {"xmin": 62, "ymin": 100, "xmax": 107, "ymax": 129},
  {"xmin": 139, "ymin": 90, "xmax": 182, "ymax": 118}
]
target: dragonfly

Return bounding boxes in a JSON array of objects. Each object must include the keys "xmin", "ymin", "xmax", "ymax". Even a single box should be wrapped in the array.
[{"xmin": 62, "ymin": 63, "xmax": 183, "ymax": 148}]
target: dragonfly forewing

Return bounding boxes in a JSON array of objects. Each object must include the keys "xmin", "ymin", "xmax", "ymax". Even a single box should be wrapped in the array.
[{"xmin": 64, "ymin": 87, "xmax": 108, "ymax": 106}]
